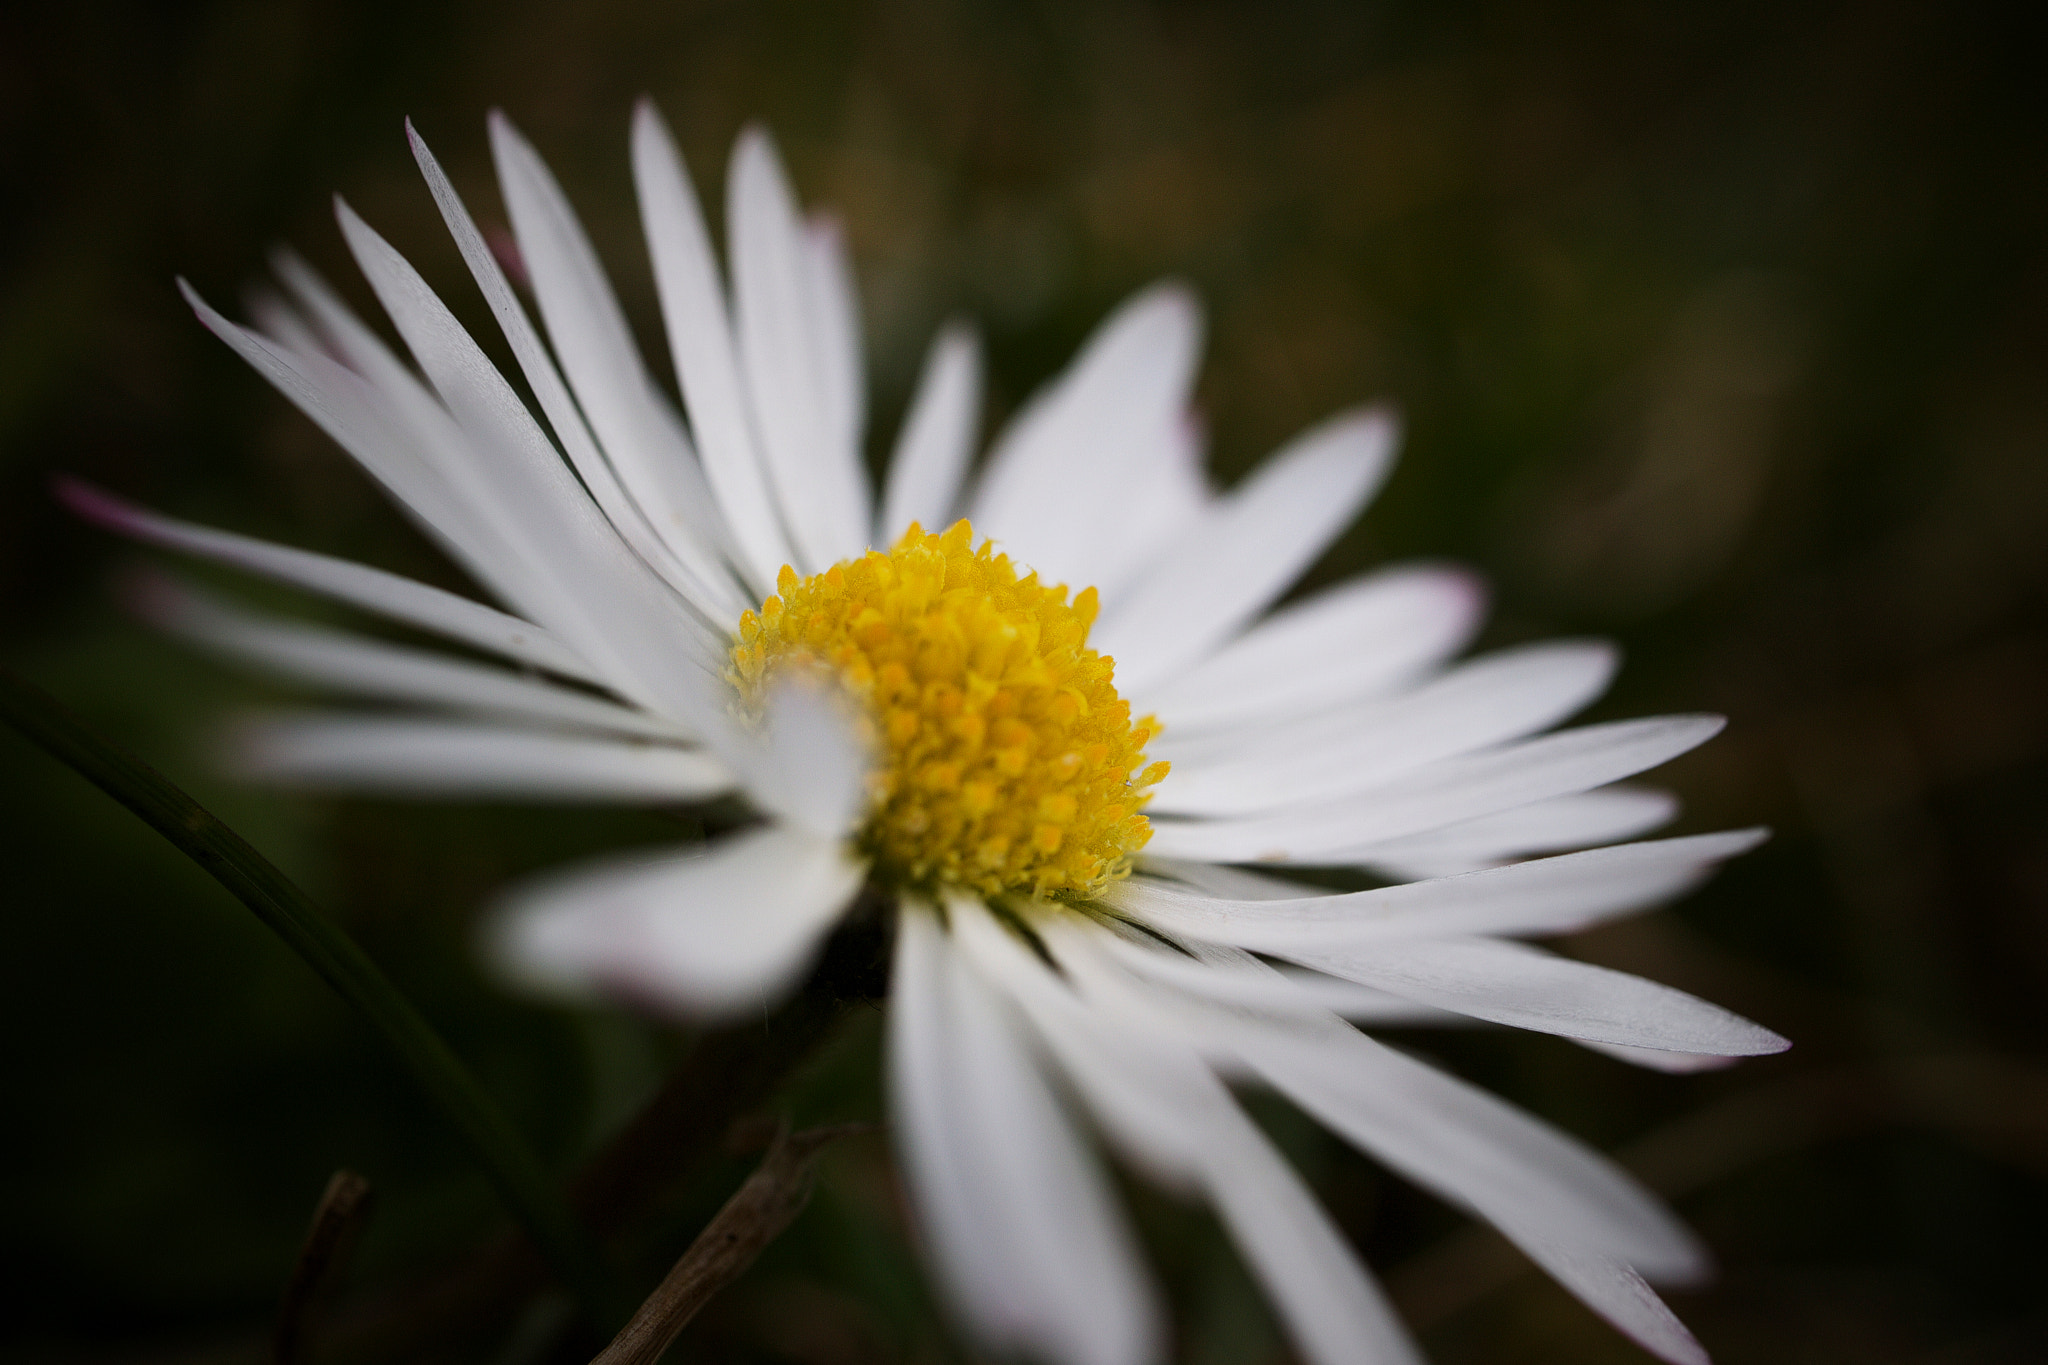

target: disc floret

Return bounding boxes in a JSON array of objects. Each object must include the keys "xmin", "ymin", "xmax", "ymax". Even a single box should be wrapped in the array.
[{"xmin": 730, "ymin": 520, "xmax": 1168, "ymax": 899}]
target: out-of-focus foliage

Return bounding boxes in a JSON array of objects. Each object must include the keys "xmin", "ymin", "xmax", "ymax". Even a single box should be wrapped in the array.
[{"xmin": 2, "ymin": 0, "xmax": 2045, "ymax": 1361}]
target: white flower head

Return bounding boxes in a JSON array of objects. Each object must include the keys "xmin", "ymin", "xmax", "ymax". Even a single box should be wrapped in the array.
[{"xmin": 77, "ymin": 103, "xmax": 1789, "ymax": 1365}]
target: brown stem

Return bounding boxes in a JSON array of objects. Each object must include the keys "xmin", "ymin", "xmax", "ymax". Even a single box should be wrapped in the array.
[
  {"xmin": 321, "ymin": 902, "xmax": 891, "ymax": 1364},
  {"xmin": 590, "ymin": 1123, "xmax": 870, "ymax": 1365},
  {"xmin": 272, "ymin": 1170, "xmax": 374, "ymax": 1365}
]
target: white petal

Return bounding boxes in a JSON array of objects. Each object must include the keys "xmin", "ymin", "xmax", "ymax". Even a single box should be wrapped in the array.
[
  {"xmin": 805, "ymin": 214, "xmax": 869, "ymax": 513},
  {"xmin": 1095, "ymin": 408, "xmax": 1398, "ymax": 695},
  {"xmin": 1114, "ymin": 940, "xmax": 1738, "ymax": 1058},
  {"xmin": 1578, "ymin": 1040, "xmax": 1739, "ymax": 1074},
  {"xmin": 1354, "ymin": 786, "xmax": 1680, "ymax": 879},
  {"xmin": 878, "ymin": 323, "xmax": 981, "ymax": 544},
  {"xmin": 235, "ymin": 714, "xmax": 732, "ymax": 801},
  {"xmin": 1151, "ymin": 641, "xmax": 1618, "ymax": 817},
  {"xmin": 1118, "ymin": 944, "xmax": 1707, "ymax": 1278},
  {"xmin": 889, "ymin": 907, "xmax": 1159, "ymax": 1365},
  {"xmin": 955, "ymin": 907, "xmax": 1422, "ymax": 1365},
  {"xmin": 483, "ymin": 116, "xmax": 737, "ymax": 594},
  {"xmin": 1095, "ymin": 933, "xmax": 1456, "ymax": 1024},
  {"xmin": 244, "ymin": 286, "xmax": 327, "ymax": 358},
  {"xmin": 269, "ymin": 245, "xmax": 413, "ymax": 382},
  {"xmin": 1141, "ymin": 714, "xmax": 1726, "ymax": 863},
  {"xmin": 887, "ymin": 909, "xmax": 1020, "ymax": 1336},
  {"xmin": 58, "ymin": 480, "xmax": 601, "ymax": 684},
  {"xmin": 1128, "ymin": 564, "xmax": 1485, "ymax": 730},
  {"xmin": 1070, "ymin": 411, "xmax": 1212, "ymax": 606},
  {"xmin": 968, "ymin": 284, "xmax": 1204, "ymax": 585},
  {"xmin": 1021, "ymin": 916, "xmax": 1426, "ymax": 1365},
  {"xmin": 1190, "ymin": 1094, "xmax": 1425, "ymax": 1365},
  {"xmin": 413, "ymin": 119, "xmax": 741, "ymax": 620},
  {"xmin": 734, "ymin": 673, "xmax": 875, "ymax": 839},
  {"xmin": 1517, "ymin": 1242, "xmax": 1711, "ymax": 1365},
  {"xmin": 333, "ymin": 200, "xmax": 725, "ymax": 731},
  {"xmin": 180, "ymin": 279, "xmax": 548, "ymax": 630},
  {"xmin": 492, "ymin": 822, "xmax": 864, "ymax": 1018},
  {"xmin": 1119, "ymin": 831, "xmax": 1768, "ymax": 948},
  {"xmin": 1136, "ymin": 859, "xmax": 1333, "ymax": 901},
  {"xmin": 1073, "ymin": 933, "xmax": 1726, "ymax": 1339},
  {"xmin": 946, "ymin": 899, "xmax": 1206, "ymax": 1188},
  {"xmin": 631, "ymin": 100, "xmax": 793, "ymax": 594},
  {"xmin": 1112, "ymin": 955, "xmax": 1722, "ymax": 1343},
  {"xmin": 141, "ymin": 575, "xmax": 692, "ymax": 741},
  {"xmin": 1272, "ymin": 966, "xmax": 1465, "ymax": 1022},
  {"xmin": 729, "ymin": 126, "xmax": 871, "ymax": 571},
  {"xmin": 1283, "ymin": 936, "xmax": 1788, "ymax": 1056}
]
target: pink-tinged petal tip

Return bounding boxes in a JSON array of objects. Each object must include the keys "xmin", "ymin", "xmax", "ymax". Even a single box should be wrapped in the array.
[{"xmin": 51, "ymin": 476, "xmax": 138, "ymax": 532}]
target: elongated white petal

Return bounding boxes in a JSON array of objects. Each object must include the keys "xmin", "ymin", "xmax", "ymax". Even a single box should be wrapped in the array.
[
  {"xmin": 1190, "ymin": 1092, "xmax": 1426, "ymax": 1365},
  {"xmin": 1354, "ymin": 786, "xmax": 1679, "ymax": 879},
  {"xmin": 412, "ymin": 120, "xmax": 741, "ymax": 620},
  {"xmin": 1152, "ymin": 641, "xmax": 1617, "ymax": 817},
  {"xmin": 1136, "ymin": 859, "xmax": 1331, "ymax": 901},
  {"xmin": 887, "ymin": 909, "xmax": 1019, "ymax": 1337},
  {"xmin": 947, "ymin": 899, "xmax": 1204, "ymax": 1188},
  {"xmin": 334, "ymin": 200, "xmax": 725, "ymax": 731},
  {"xmin": 1120, "ymin": 831, "xmax": 1767, "ymax": 948},
  {"xmin": 181, "ymin": 280, "xmax": 551, "ymax": 631},
  {"xmin": 969, "ymin": 284, "xmax": 1203, "ymax": 583},
  {"xmin": 1113, "ymin": 941, "xmax": 1739, "ymax": 1058},
  {"xmin": 207, "ymin": 265, "xmax": 606, "ymax": 650},
  {"xmin": 729, "ymin": 126, "xmax": 870, "ymax": 571},
  {"xmin": 1096, "ymin": 408, "xmax": 1397, "ymax": 694},
  {"xmin": 235, "ymin": 714, "xmax": 732, "ymax": 801},
  {"xmin": 878, "ymin": 324, "xmax": 981, "ymax": 543},
  {"xmin": 1143, "ymin": 715, "xmax": 1726, "ymax": 863},
  {"xmin": 1518, "ymin": 1242, "xmax": 1711, "ymax": 1365},
  {"xmin": 484, "ymin": 117, "xmax": 736, "ymax": 592},
  {"xmin": 1129, "ymin": 564, "xmax": 1485, "ymax": 729},
  {"xmin": 1068, "ymin": 927, "xmax": 1731, "ymax": 1359},
  {"xmin": 1098, "ymin": 934, "xmax": 1456, "ymax": 1024},
  {"xmin": 1157, "ymin": 639, "xmax": 1612, "ymax": 776},
  {"xmin": 268, "ymin": 245, "xmax": 521, "ymax": 581},
  {"xmin": 493, "ymin": 822, "xmax": 864, "ymax": 1017},
  {"xmin": 631, "ymin": 101, "xmax": 792, "ymax": 593},
  {"xmin": 952, "ymin": 905, "xmax": 1423, "ymax": 1365},
  {"xmin": 889, "ymin": 907, "xmax": 1159, "ymax": 1365},
  {"xmin": 324, "ymin": 206, "xmax": 642, "ymax": 656},
  {"xmin": 1579, "ymin": 1040, "xmax": 1739, "ymax": 1074},
  {"xmin": 58, "ymin": 480, "xmax": 601, "ymax": 684},
  {"xmin": 268, "ymin": 246, "xmax": 426, "ymax": 392},
  {"xmin": 1072, "ymin": 411, "xmax": 1212, "ymax": 606},
  {"xmin": 736, "ymin": 674, "xmax": 874, "ymax": 839},
  {"xmin": 142, "ymin": 574, "xmax": 691, "ymax": 741},
  {"xmin": 1272, "ymin": 966, "xmax": 1465, "ymax": 1022},
  {"xmin": 1286, "ymin": 936, "xmax": 1787, "ymax": 1055},
  {"xmin": 1103, "ymin": 940, "xmax": 1708, "ymax": 1277},
  {"xmin": 245, "ymin": 286, "xmax": 327, "ymax": 359},
  {"xmin": 805, "ymin": 214, "xmax": 868, "ymax": 514}
]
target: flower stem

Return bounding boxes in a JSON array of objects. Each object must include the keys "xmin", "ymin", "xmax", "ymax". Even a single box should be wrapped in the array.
[
  {"xmin": 316, "ymin": 962, "xmax": 873, "ymax": 1362},
  {"xmin": 589, "ymin": 1123, "xmax": 869, "ymax": 1365},
  {"xmin": 0, "ymin": 667, "xmax": 625, "ymax": 1329},
  {"xmin": 273, "ymin": 1170, "xmax": 375, "ymax": 1365}
]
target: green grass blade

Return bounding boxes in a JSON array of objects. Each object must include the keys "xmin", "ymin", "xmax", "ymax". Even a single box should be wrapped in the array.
[{"xmin": 0, "ymin": 666, "xmax": 624, "ymax": 1327}]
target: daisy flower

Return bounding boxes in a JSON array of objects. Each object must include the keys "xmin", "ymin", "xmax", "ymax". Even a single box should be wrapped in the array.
[{"xmin": 72, "ymin": 104, "xmax": 1788, "ymax": 1365}]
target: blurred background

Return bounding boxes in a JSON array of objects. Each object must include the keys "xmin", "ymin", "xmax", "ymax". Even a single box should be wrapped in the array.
[{"xmin": 3, "ymin": 0, "xmax": 2045, "ymax": 1361}]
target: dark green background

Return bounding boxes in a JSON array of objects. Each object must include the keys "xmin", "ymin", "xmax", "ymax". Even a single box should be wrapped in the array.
[{"xmin": 3, "ymin": 1, "xmax": 2045, "ymax": 1361}]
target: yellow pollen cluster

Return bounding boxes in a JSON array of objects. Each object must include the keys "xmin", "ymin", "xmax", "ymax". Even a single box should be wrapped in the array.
[{"xmin": 730, "ymin": 520, "xmax": 1168, "ymax": 900}]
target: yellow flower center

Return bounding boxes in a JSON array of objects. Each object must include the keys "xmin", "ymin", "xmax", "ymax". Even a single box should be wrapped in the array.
[{"xmin": 730, "ymin": 520, "xmax": 1168, "ymax": 900}]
